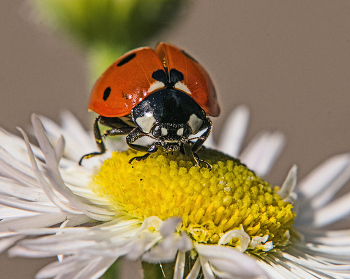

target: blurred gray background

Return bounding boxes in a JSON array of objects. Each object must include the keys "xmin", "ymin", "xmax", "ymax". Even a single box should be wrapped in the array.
[{"xmin": 1, "ymin": 0, "xmax": 350, "ymax": 278}]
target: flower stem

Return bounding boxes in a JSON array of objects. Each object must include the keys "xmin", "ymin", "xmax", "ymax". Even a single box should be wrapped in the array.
[
  {"xmin": 102, "ymin": 259, "xmax": 120, "ymax": 279},
  {"xmin": 142, "ymin": 261, "xmax": 175, "ymax": 279}
]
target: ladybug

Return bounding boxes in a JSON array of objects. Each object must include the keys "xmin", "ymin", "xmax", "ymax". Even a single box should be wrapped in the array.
[{"xmin": 79, "ymin": 42, "xmax": 220, "ymax": 168}]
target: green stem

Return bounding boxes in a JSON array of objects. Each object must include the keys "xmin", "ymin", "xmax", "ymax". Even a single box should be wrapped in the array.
[
  {"xmin": 142, "ymin": 261, "xmax": 175, "ymax": 279},
  {"xmin": 102, "ymin": 259, "xmax": 120, "ymax": 279}
]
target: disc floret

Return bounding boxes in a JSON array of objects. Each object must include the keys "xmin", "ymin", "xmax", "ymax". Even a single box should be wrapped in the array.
[{"xmin": 91, "ymin": 148, "xmax": 295, "ymax": 253}]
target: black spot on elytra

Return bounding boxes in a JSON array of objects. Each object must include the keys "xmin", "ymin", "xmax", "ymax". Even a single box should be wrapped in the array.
[
  {"xmin": 170, "ymin": 69, "xmax": 184, "ymax": 84},
  {"xmin": 152, "ymin": 69, "xmax": 168, "ymax": 84},
  {"xmin": 103, "ymin": 87, "xmax": 111, "ymax": 101},
  {"xmin": 181, "ymin": 50, "xmax": 198, "ymax": 63},
  {"xmin": 117, "ymin": 53, "xmax": 136, "ymax": 67}
]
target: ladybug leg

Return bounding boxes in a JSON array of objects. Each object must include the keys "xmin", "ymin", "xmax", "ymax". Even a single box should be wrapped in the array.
[
  {"xmin": 179, "ymin": 143, "xmax": 185, "ymax": 155},
  {"xmin": 79, "ymin": 116, "xmax": 105, "ymax": 165},
  {"xmin": 193, "ymin": 153, "xmax": 211, "ymax": 170},
  {"xmin": 126, "ymin": 128, "xmax": 161, "ymax": 163},
  {"xmin": 126, "ymin": 127, "xmax": 149, "ymax": 152},
  {"xmin": 192, "ymin": 118, "xmax": 212, "ymax": 153},
  {"xmin": 79, "ymin": 116, "xmax": 132, "ymax": 165},
  {"xmin": 103, "ymin": 127, "xmax": 133, "ymax": 138},
  {"xmin": 128, "ymin": 142, "xmax": 162, "ymax": 164},
  {"xmin": 99, "ymin": 115, "xmax": 134, "ymax": 131},
  {"xmin": 99, "ymin": 115, "xmax": 134, "ymax": 139},
  {"xmin": 191, "ymin": 118, "xmax": 212, "ymax": 170}
]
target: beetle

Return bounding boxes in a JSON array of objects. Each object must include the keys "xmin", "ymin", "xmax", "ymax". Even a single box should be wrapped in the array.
[{"xmin": 79, "ymin": 42, "xmax": 220, "ymax": 168}]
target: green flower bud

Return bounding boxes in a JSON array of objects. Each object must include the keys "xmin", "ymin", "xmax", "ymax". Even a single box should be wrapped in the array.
[{"xmin": 32, "ymin": 0, "xmax": 186, "ymax": 79}]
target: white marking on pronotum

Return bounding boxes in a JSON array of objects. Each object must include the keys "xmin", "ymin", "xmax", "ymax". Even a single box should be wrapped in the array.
[
  {"xmin": 177, "ymin": 128, "xmax": 184, "ymax": 136},
  {"xmin": 136, "ymin": 112, "xmax": 156, "ymax": 133},
  {"xmin": 174, "ymin": 81, "xmax": 191, "ymax": 94},
  {"xmin": 148, "ymin": 81, "xmax": 165, "ymax": 93},
  {"xmin": 161, "ymin": 128, "xmax": 168, "ymax": 136},
  {"xmin": 187, "ymin": 114, "xmax": 203, "ymax": 134}
]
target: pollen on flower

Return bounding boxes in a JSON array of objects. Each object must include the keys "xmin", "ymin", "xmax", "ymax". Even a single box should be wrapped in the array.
[{"xmin": 91, "ymin": 148, "xmax": 295, "ymax": 252}]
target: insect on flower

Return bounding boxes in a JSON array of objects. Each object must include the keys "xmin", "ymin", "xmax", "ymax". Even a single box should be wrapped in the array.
[{"xmin": 79, "ymin": 42, "xmax": 220, "ymax": 169}]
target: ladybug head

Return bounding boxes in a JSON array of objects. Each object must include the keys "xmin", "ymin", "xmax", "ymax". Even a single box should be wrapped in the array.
[
  {"xmin": 131, "ymin": 89, "xmax": 206, "ymax": 148},
  {"xmin": 151, "ymin": 123, "xmax": 191, "ymax": 139}
]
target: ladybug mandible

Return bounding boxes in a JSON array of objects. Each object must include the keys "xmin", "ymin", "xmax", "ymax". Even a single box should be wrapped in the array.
[{"xmin": 79, "ymin": 42, "xmax": 220, "ymax": 168}]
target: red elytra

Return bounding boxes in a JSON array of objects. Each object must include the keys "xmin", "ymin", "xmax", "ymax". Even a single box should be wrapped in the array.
[{"xmin": 88, "ymin": 42, "xmax": 220, "ymax": 118}]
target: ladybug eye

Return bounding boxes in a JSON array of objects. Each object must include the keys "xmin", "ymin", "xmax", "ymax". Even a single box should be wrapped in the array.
[
  {"xmin": 182, "ymin": 126, "xmax": 190, "ymax": 138},
  {"xmin": 176, "ymin": 126, "xmax": 191, "ymax": 138},
  {"xmin": 152, "ymin": 126, "xmax": 161, "ymax": 138}
]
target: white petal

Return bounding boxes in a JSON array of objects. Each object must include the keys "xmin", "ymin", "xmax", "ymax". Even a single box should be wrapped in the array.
[
  {"xmin": 304, "ymin": 229, "xmax": 350, "ymax": 246},
  {"xmin": 0, "ymin": 235, "xmax": 24, "ymax": 253},
  {"xmin": 71, "ymin": 256, "xmax": 116, "ymax": 279},
  {"xmin": 218, "ymin": 106, "xmax": 250, "ymax": 157},
  {"xmin": 195, "ymin": 244, "xmax": 267, "ymax": 278},
  {"xmin": 18, "ymin": 127, "xmax": 81, "ymax": 213},
  {"xmin": 159, "ymin": 217, "xmax": 181, "ymax": 237},
  {"xmin": 185, "ymin": 258, "xmax": 201, "ymax": 279},
  {"xmin": 174, "ymin": 251, "xmax": 185, "ymax": 279},
  {"xmin": 204, "ymin": 132, "xmax": 215, "ymax": 149},
  {"xmin": 16, "ymin": 227, "xmax": 89, "ymax": 235},
  {"xmin": 240, "ymin": 132, "xmax": 285, "ymax": 177},
  {"xmin": 291, "ymin": 242, "xmax": 350, "ymax": 265},
  {"xmin": 278, "ymin": 165, "xmax": 298, "ymax": 203},
  {"xmin": 32, "ymin": 116, "xmax": 114, "ymax": 220},
  {"xmin": 199, "ymin": 255, "xmax": 215, "ymax": 279},
  {"xmin": 0, "ymin": 195, "xmax": 61, "ymax": 213},
  {"xmin": 0, "ymin": 213, "xmax": 67, "ymax": 233},
  {"xmin": 54, "ymin": 135, "xmax": 66, "ymax": 162},
  {"xmin": 262, "ymin": 255, "xmax": 307, "ymax": 279},
  {"xmin": 256, "ymin": 258, "xmax": 293, "ymax": 279},
  {"xmin": 57, "ymin": 219, "xmax": 69, "ymax": 262},
  {"xmin": 0, "ymin": 179, "xmax": 47, "ymax": 202},
  {"xmin": 282, "ymin": 251, "xmax": 350, "ymax": 271},
  {"xmin": 211, "ymin": 266, "xmax": 245, "ymax": 279},
  {"xmin": 45, "ymin": 168, "xmax": 113, "ymax": 221},
  {"xmin": 0, "ymin": 147, "xmax": 37, "ymax": 179},
  {"xmin": 314, "ymin": 192, "xmax": 350, "ymax": 227},
  {"xmin": 126, "ymin": 232, "xmax": 162, "ymax": 261},
  {"xmin": 298, "ymin": 242, "xmax": 350, "ymax": 256},
  {"xmin": 178, "ymin": 232, "xmax": 192, "ymax": 252},
  {"xmin": 39, "ymin": 114, "xmax": 86, "ymax": 162},
  {"xmin": 142, "ymin": 236, "xmax": 178, "ymax": 262},
  {"xmin": 0, "ymin": 206, "xmax": 39, "ymax": 219},
  {"xmin": 0, "ymin": 128, "xmax": 40, "ymax": 168},
  {"xmin": 298, "ymin": 153, "xmax": 350, "ymax": 198},
  {"xmin": 0, "ymin": 155, "xmax": 39, "ymax": 189},
  {"xmin": 98, "ymin": 218, "xmax": 141, "ymax": 230},
  {"xmin": 60, "ymin": 111, "xmax": 96, "ymax": 154},
  {"xmin": 23, "ymin": 239, "xmax": 96, "ymax": 254},
  {"xmin": 8, "ymin": 245, "xmax": 55, "ymax": 258},
  {"xmin": 35, "ymin": 255, "xmax": 89, "ymax": 278},
  {"xmin": 218, "ymin": 229, "xmax": 250, "ymax": 252},
  {"xmin": 138, "ymin": 216, "xmax": 163, "ymax": 232},
  {"xmin": 311, "ymin": 163, "xmax": 350, "ymax": 210}
]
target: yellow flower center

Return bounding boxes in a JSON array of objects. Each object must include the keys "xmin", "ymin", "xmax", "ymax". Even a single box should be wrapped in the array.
[{"xmin": 91, "ymin": 148, "xmax": 295, "ymax": 252}]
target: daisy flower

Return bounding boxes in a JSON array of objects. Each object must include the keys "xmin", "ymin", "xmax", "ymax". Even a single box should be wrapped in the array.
[{"xmin": 0, "ymin": 106, "xmax": 350, "ymax": 279}]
